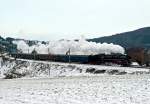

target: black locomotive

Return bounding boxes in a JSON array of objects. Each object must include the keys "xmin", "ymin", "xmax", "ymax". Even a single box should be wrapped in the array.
[{"xmin": 11, "ymin": 53, "xmax": 131, "ymax": 67}]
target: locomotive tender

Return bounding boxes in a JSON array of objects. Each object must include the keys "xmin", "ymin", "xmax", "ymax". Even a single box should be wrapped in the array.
[{"xmin": 11, "ymin": 53, "xmax": 131, "ymax": 67}]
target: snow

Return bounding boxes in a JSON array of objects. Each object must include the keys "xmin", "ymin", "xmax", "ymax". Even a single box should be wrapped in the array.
[
  {"xmin": 131, "ymin": 62, "xmax": 139, "ymax": 66},
  {"xmin": 1, "ymin": 75, "xmax": 150, "ymax": 104},
  {"xmin": 0, "ymin": 58, "xmax": 150, "ymax": 104},
  {"xmin": 0, "ymin": 58, "xmax": 149, "ymax": 79},
  {"xmin": 13, "ymin": 39, "xmax": 125, "ymax": 55}
]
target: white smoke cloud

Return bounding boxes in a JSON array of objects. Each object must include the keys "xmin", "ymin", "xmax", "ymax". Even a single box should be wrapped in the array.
[{"xmin": 13, "ymin": 39, "xmax": 125, "ymax": 55}]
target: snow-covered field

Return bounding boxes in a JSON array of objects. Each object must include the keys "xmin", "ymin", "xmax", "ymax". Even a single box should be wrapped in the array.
[
  {"xmin": 1, "ymin": 75, "xmax": 150, "ymax": 104},
  {"xmin": 0, "ymin": 58, "xmax": 150, "ymax": 104}
]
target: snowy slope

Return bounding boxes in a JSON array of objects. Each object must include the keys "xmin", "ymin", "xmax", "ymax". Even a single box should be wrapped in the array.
[{"xmin": 0, "ymin": 58, "xmax": 150, "ymax": 79}]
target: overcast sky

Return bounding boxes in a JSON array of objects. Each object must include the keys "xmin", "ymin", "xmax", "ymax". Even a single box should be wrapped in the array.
[{"xmin": 0, "ymin": 0, "xmax": 150, "ymax": 40}]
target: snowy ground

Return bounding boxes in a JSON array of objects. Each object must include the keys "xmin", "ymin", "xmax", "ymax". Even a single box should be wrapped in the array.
[
  {"xmin": 0, "ymin": 58, "xmax": 150, "ymax": 79},
  {"xmin": 1, "ymin": 75, "xmax": 150, "ymax": 104},
  {"xmin": 1, "ymin": 58, "xmax": 150, "ymax": 104}
]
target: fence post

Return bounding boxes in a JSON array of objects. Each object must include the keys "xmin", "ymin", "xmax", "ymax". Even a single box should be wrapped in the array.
[{"xmin": 48, "ymin": 64, "xmax": 51, "ymax": 76}]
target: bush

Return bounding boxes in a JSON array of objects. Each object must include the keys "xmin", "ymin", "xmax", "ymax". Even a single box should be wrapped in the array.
[
  {"xmin": 94, "ymin": 70, "xmax": 106, "ymax": 74},
  {"xmin": 86, "ymin": 68, "xmax": 96, "ymax": 73},
  {"xmin": 108, "ymin": 70, "xmax": 119, "ymax": 75}
]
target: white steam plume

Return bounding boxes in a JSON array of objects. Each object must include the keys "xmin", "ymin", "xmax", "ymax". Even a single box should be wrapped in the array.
[{"xmin": 13, "ymin": 39, "xmax": 125, "ymax": 55}]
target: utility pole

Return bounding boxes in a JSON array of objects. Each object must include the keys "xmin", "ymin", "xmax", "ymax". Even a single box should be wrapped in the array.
[
  {"xmin": 48, "ymin": 64, "xmax": 51, "ymax": 77},
  {"xmin": 68, "ymin": 48, "xmax": 71, "ymax": 64},
  {"xmin": 66, "ymin": 48, "xmax": 71, "ymax": 63},
  {"xmin": 48, "ymin": 48, "xmax": 50, "ymax": 54},
  {"xmin": 28, "ymin": 49, "xmax": 29, "ymax": 54}
]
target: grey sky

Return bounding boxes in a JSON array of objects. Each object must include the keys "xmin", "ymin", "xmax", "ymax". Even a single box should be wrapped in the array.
[{"xmin": 0, "ymin": 0, "xmax": 150, "ymax": 40}]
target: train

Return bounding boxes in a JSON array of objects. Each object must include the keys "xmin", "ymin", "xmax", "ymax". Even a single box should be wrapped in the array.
[{"xmin": 10, "ymin": 53, "xmax": 131, "ymax": 67}]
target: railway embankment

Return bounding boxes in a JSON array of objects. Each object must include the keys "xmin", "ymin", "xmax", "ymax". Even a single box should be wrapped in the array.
[{"xmin": 0, "ymin": 57, "xmax": 150, "ymax": 79}]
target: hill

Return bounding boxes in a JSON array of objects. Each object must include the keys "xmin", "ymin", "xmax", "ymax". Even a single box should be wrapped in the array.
[{"xmin": 88, "ymin": 27, "xmax": 150, "ymax": 49}]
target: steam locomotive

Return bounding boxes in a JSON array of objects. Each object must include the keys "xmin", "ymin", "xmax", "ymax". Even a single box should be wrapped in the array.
[{"xmin": 11, "ymin": 53, "xmax": 131, "ymax": 67}]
